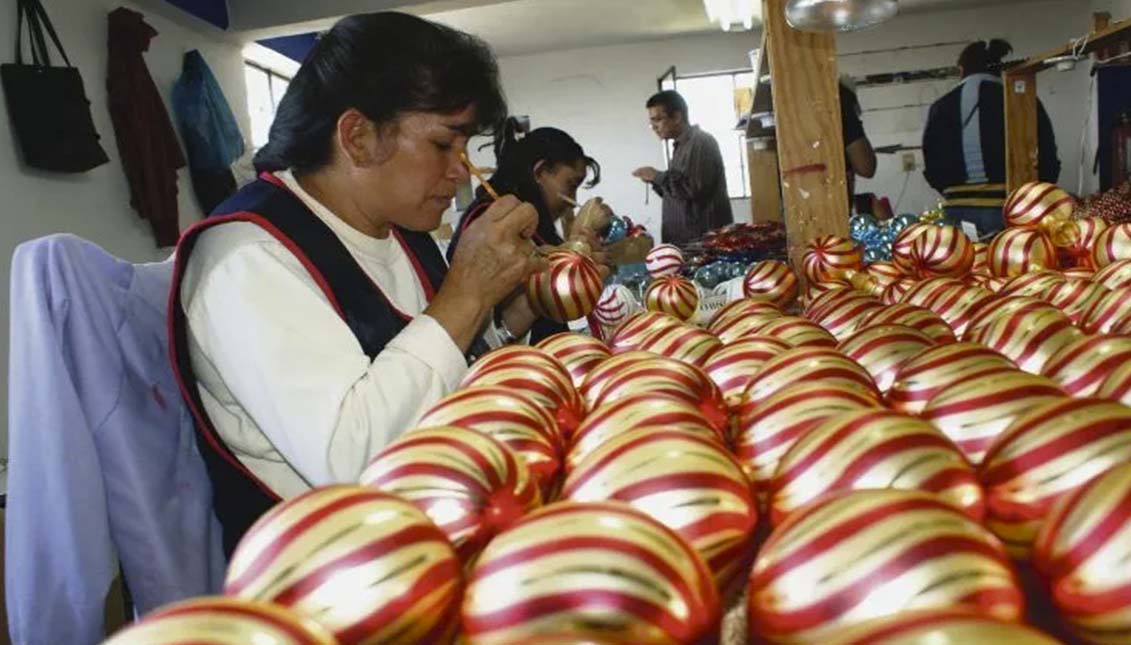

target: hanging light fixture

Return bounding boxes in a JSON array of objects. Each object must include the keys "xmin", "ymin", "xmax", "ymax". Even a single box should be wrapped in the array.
[
  {"xmin": 703, "ymin": 0, "xmax": 758, "ymax": 32},
  {"xmin": 784, "ymin": 0, "xmax": 899, "ymax": 33}
]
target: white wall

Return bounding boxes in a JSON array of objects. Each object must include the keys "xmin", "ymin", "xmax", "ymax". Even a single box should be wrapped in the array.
[
  {"xmin": 478, "ymin": 0, "xmax": 1104, "ymax": 233},
  {"xmin": 0, "ymin": 0, "xmax": 250, "ymax": 481}
]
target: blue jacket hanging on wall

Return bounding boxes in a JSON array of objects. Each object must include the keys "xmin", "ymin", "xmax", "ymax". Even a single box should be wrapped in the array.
[{"xmin": 172, "ymin": 50, "xmax": 245, "ymax": 214}]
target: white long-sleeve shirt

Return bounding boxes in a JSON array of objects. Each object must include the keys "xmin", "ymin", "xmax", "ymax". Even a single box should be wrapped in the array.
[{"xmin": 180, "ymin": 171, "xmax": 472, "ymax": 497}]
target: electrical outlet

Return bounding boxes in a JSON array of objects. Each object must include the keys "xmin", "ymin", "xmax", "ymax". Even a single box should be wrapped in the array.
[{"xmin": 901, "ymin": 153, "xmax": 917, "ymax": 172}]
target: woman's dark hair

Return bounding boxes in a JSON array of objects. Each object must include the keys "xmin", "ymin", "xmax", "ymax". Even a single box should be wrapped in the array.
[
  {"xmin": 646, "ymin": 90, "xmax": 689, "ymax": 122},
  {"xmin": 958, "ymin": 39, "xmax": 1013, "ymax": 76},
  {"xmin": 478, "ymin": 117, "xmax": 600, "ymax": 237},
  {"xmin": 254, "ymin": 12, "xmax": 508, "ymax": 173}
]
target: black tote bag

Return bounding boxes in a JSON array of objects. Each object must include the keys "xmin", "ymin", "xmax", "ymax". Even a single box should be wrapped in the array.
[{"xmin": 1, "ymin": 0, "xmax": 109, "ymax": 172}]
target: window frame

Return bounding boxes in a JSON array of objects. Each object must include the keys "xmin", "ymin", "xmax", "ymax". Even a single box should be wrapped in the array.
[{"xmin": 244, "ymin": 60, "xmax": 294, "ymax": 148}]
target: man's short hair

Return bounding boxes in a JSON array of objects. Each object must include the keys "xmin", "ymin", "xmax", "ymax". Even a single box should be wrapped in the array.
[{"xmin": 646, "ymin": 90, "xmax": 688, "ymax": 122}]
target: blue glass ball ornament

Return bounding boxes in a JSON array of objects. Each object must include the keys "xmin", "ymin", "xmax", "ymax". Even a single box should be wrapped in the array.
[
  {"xmin": 892, "ymin": 213, "xmax": 919, "ymax": 233},
  {"xmin": 849, "ymin": 214, "xmax": 879, "ymax": 243},
  {"xmin": 604, "ymin": 217, "xmax": 628, "ymax": 243}
]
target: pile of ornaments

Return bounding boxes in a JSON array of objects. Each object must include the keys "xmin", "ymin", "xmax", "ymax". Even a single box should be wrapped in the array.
[
  {"xmin": 849, "ymin": 212, "xmax": 923, "ymax": 262},
  {"xmin": 104, "ymin": 181, "xmax": 1131, "ymax": 645}
]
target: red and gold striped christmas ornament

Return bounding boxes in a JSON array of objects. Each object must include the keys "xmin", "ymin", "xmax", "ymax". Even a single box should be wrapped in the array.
[
  {"xmin": 803, "ymin": 235, "xmax": 863, "ymax": 284},
  {"xmin": 922, "ymin": 371, "xmax": 1065, "ymax": 465},
  {"xmin": 1047, "ymin": 279, "xmax": 1110, "ymax": 325},
  {"xmin": 961, "ymin": 295, "xmax": 1046, "ymax": 341},
  {"xmin": 102, "ymin": 597, "xmax": 339, "ymax": 645},
  {"xmin": 536, "ymin": 333, "xmax": 611, "ymax": 390},
  {"xmin": 581, "ymin": 351, "xmax": 728, "ymax": 437},
  {"xmin": 747, "ymin": 489, "xmax": 1024, "ymax": 644},
  {"xmin": 632, "ymin": 322, "xmax": 721, "ymax": 368},
  {"xmin": 909, "ymin": 225, "xmax": 975, "ymax": 278},
  {"xmin": 892, "ymin": 223, "xmax": 932, "ymax": 275},
  {"xmin": 463, "ymin": 345, "xmax": 584, "ymax": 438},
  {"xmin": 224, "ymin": 486, "xmax": 462, "ymax": 645},
  {"xmin": 826, "ymin": 609, "xmax": 1061, "ymax": 645},
  {"xmin": 887, "ymin": 343, "xmax": 1016, "ymax": 415},
  {"xmin": 1082, "ymin": 286, "xmax": 1131, "ymax": 334},
  {"xmin": 644, "ymin": 275, "xmax": 700, "ymax": 322},
  {"xmin": 1004, "ymin": 181, "xmax": 1075, "ymax": 229},
  {"xmin": 1042, "ymin": 334, "xmax": 1131, "ymax": 397},
  {"xmin": 882, "ymin": 277, "xmax": 918, "ymax": 304},
  {"xmin": 1033, "ymin": 464, "xmax": 1131, "ymax": 645},
  {"xmin": 755, "ymin": 315, "xmax": 838, "ymax": 348},
  {"xmin": 803, "ymin": 286, "xmax": 866, "ymax": 321},
  {"xmin": 997, "ymin": 270, "xmax": 1066, "ymax": 299},
  {"xmin": 707, "ymin": 299, "xmax": 781, "ymax": 335},
  {"xmin": 563, "ymin": 428, "xmax": 758, "ymax": 590},
  {"xmin": 1096, "ymin": 360, "xmax": 1131, "ymax": 406},
  {"xmin": 568, "ymin": 393, "xmax": 718, "ymax": 472},
  {"xmin": 1064, "ymin": 267, "xmax": 1096, "ymax": 280},
  {"xmin": 709, "ymin": 307, "xmax": 784, "ymax": 345},
  {"xmin": 920, "ymin": 284, "xmax": 995, "ymax": 337},
  {"xmin": 461, "ymin": 501, "xmax": 720, "ymax": 645},
  {"xmin": 608, "ymin": 311, "xmax": 680, "ymax": 354},
  {"xmin": 644, "ymin": 243, "xmax": 685, "ymax": 278},
  {"xmin": 743, "ymin": 259, "xmax": 800, "ymax": 308},
  {"xmin": 704, "ymin": 335, "xmax": 791, "ymax": 405},
  {"xmin": 735, "ymin": 380, "xmax": 883, "ymax": 493},
  {"xmin": 742, "ymin": 346, "xmax": 879, "ymax": 408},
  {"xmin": 527, "ymin": 251, "xmax": 604, "ymax": 323},
  {"xmin": 971, "ymin": 274, "xmax": 1009, "ymax": 293},
  {"xmin": 988, "ymin": 227, "xmax": 1058, "ymax": 277},
  {"xmin": 593, "ymin": 284, "xmax": 637, "ymax": 330},
  {"xmin": 972, "ymin": 242, "xmax": 991, "ymax": 276},
  {"xmin": 1065, "ymin": 216, "xmax": 1109, "ymax": 269},
  {"xmin": 866, "ymin": 260, "xmax": 903, "ymax": 289},
  {"xmin": 768, "ymin": 410, "xmax": 985, "ymax": 525},
  {"xmin": 861, "ymin": 303, "xmax": 955, "ymax": 345},
  {"xmin": 966, "ymin": 301, "xmax": 1084, "ymax": 374},
  {"xmin": 980, "ymin": 398, "xmax": 1131, "ymax": 558},
  {"xmin": 1093, "ymin": 258, "xmax": 1131, "ymax": 289},
  {"xmin": 360, "ymin": 426, "xmax": 541, "ymax": 562},
  {"xmin": 1091, "ymin": 222, "xmax": 1131, "ymax": 269},
  {"xmin": 837, "ymin": 324, "xmax": 936, "ymax": 393},
  {"xmin": 417, "ymin": 386, "xmax": 564, "ymax": 499},
  {"xmin": 805, "ymin": 293, "xmax": 884, "ymax": 341},
  {"xmin": 901, "ymin": 277, "xmax": 964, "ymax": 309}
]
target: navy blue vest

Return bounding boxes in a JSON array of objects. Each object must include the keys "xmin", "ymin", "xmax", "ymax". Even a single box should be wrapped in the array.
[{"xmin": 169, "ymin": 174, "xmax": 448, "ymax": 556}]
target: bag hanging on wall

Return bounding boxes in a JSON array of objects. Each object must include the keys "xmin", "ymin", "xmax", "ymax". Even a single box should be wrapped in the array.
[{"xmin": 1, "ymin": 0, "xmax": 109, "ymax": 172}]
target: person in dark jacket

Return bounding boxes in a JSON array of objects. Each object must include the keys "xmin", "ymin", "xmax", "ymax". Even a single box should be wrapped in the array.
[
  {"xmin": 449, "ymin": 117, "xmax": 609, "ymax": 343},
  {"xmin": 922, "ymin": 39, "xmax": 1061, "ymax": 238}
]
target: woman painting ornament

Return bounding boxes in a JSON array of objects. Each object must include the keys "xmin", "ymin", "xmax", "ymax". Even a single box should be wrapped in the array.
[
  {"xmin": 170, "ymin": 12, "xmax": 544, "ymax": 554},
  {"xmin": 922, "ymin": 39, "xmax": 1061, "ymax": 238},
  {"xmin": 449, "ymin": 117, "xmax": 613, "ymax": 342}
]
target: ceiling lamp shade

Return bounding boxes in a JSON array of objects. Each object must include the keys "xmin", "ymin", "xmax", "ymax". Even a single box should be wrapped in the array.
[
  {"xmin": 785, "ymin": 0, "xmax": 899, "ymax": 32},
  {"xmin": 703, "ymin": 0, "xmax": 758, "ymax": 31}
]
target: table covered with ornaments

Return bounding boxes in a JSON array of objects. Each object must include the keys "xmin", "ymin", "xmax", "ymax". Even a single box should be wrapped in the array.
[{"xmin": 105, "ymin": 182, "xmax": 1131, "ymax": 645}]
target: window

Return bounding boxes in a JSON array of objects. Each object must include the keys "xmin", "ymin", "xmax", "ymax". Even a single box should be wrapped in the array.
[
  {"xmin": 244, "ymin": 62, "xmax": 292, "ymax": 148},
  {"xmin": 661, "ymin": 69, "xmax": 756, "ymax": 199}
]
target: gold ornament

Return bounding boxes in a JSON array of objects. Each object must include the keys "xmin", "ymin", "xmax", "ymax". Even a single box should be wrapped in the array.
[{"xmin": 462, "ymin": 501, "xmax": 720, "ymax": 644}]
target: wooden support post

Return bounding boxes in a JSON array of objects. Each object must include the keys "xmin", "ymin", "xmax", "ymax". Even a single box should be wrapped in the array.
[
  {"xmin": 748, "ymin": 139, "xmax": 783, "ymax": 223},
  {"xmin": 762, "ymin": 0, "xmax": 849, "ymax": 277},
  {"xmin": 1003, "ymin": 71, "xmax": 1039, "ymax": 192}
]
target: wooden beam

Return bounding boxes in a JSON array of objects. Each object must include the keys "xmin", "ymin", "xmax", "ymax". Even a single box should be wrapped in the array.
[
  {"xmin": 762, "ymin": 0, "xmax": 849, "ymax": 276},
  {"xmin": 748, "ymin": 139, "xmax": 783, "ymax": 223},
  {"xmin": 1003, "ymin": 72, "xmax": 1039, "ymax": 191},
  {"xmin": 1010, "ymin": 16, "xmax": 1131, "ymax": 75}
]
